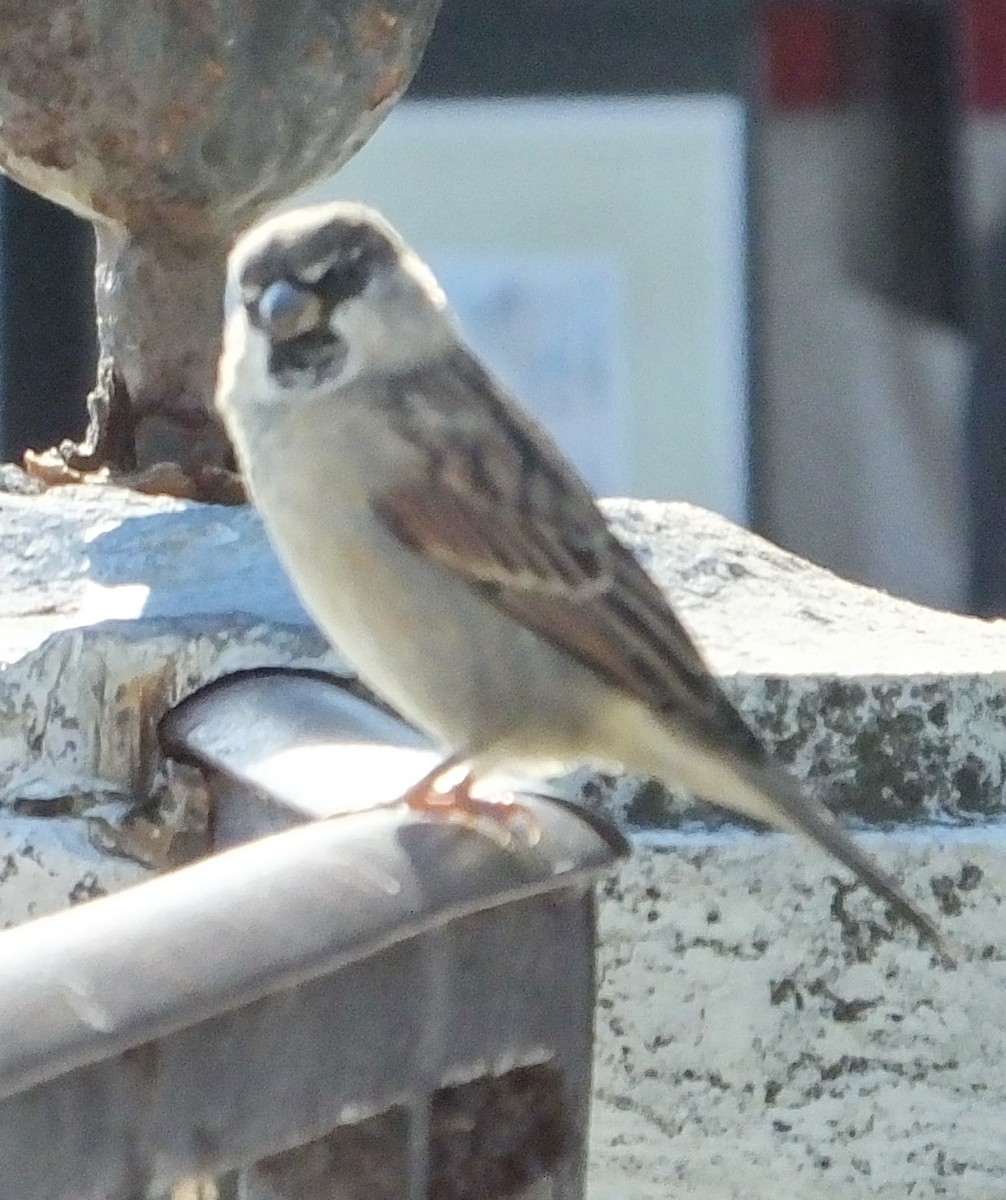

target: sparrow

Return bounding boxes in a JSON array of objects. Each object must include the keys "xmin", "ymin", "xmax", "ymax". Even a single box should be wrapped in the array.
[{"xmin": 215, "ymin": 201, "xmax": 953, "ymax": 964}]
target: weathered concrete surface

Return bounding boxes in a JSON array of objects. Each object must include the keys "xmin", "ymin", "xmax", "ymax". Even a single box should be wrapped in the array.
[
  {"xmin": 2, "ymin": 482, "xmax": 1006, "ymax": 1196},
  {"xmin": 598, "ymin": 501, "xmax": 1006, "ymax": 828},
  {"xmin": 0, "ymin": 481, "xmax": 340, "ymax": 905},
  {"xmin": 0, "ymin": 807, "xmax": 148, "ymax": 930},
  {"xmin": 0, "ymin": 483, "xmax": 338, "ymax": 800},
  {"xmin": 591, "ymin": 833, "xmax": 1005, "ymax": 1199}
]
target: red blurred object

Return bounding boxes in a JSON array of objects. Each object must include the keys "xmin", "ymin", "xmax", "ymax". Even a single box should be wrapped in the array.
[
  {"xmin": 761, "ymin": 2, "xmax": 841, "ymax": 109},
  {"xmin": 762, "ymin": 0, "xmax": 1006, "ymax": 114},
  {"xmin": 961, "ymin": 0, "xmax": 1006, "ymax": 112}
]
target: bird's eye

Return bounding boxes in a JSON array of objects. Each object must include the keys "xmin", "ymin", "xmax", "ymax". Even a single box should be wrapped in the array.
[{"xmin": 313, "ymin": 256, "xmax": 371, "ymax": 307}]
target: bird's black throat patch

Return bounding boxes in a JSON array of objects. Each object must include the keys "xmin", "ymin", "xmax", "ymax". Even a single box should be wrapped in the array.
[{"xmin": 269, "ymin": 328, "xmax": 346, "ymax": 388}]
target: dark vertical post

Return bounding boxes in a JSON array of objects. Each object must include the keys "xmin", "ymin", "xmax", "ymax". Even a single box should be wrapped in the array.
[
  {"xmin": 0, "ymin": 178, "xmax": 95, "ymax": 462},
  {"xmin": 968, "ymin": 226, "xmax": 1006, "ymax": 616},
  {"xmin": 964, "ymin": 1, "xmax": 1006, "ymax": 615},
  {"xmin": 838, "ymin": 3, "xmax": 965, "ymax": 328}
]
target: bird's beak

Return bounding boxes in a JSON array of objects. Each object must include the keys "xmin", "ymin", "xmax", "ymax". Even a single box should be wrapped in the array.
[{"xmin": 258, "ymin": 280, "xmax": 323, "ymax": 342}]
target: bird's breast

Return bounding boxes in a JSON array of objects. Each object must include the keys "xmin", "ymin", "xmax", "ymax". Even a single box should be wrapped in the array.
[{"xmin": 231, "ymin": 397, "xmax": 610, "ymax": 760}]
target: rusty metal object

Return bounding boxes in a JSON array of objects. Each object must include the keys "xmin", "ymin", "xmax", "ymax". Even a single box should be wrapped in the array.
[{"xmin": 0, "ymin": 0, "xmax": 443, "ymax": 496}]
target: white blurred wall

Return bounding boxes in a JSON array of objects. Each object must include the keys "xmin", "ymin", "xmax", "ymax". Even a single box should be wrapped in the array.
[{"xmin": 755, "ymin": 112, "xmax": 995, "ymax": 612}]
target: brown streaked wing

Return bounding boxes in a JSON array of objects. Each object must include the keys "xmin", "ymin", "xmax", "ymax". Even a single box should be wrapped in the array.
[{"xmin": 373, "ymin": 349, "xmax": 762, "ymax": 754}]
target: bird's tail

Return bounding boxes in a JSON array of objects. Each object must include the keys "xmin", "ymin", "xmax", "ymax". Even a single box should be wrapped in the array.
[
  {"xmin": 717, "ymin": 750, "xmax": 958, "ymax": 968},
  {"xmin": 627, "ymin": 710, "xmax": 958, "ymax": 966}
]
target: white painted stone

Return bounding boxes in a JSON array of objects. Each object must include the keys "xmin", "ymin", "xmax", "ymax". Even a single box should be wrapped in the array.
[
  {"xmin": 0, "ymin": 806, "xmax": 148, "ymax": 929},
  {"xmin": 0, "ymin": 481, "xmax": 341, "ymax": 906},
  {"xmin": 0, "ymin": 483, "xmax": 339, "ymax": 800},
  {"xmin": 5, "ymin": 485, "xmax": 1004, "ymax": 829}
]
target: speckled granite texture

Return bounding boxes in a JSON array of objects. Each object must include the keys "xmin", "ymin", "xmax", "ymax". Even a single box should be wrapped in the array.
[
  {"xmin": 591, "ymin": 833, "xmax": 1002, "ymax": 1198},
  {"xmin": 585, "ymin": 500, "xmax": 1006, "ymax": 829}
]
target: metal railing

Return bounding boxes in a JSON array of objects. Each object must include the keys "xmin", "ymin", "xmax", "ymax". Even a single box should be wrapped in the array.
[{"xmin": 0, "ymin": 669, "xmax": 626, "ymax": 1200}]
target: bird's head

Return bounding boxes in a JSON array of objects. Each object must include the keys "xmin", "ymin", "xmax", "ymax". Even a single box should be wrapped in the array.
[{"xmin": 217, "ymin": 202, "xmax": 454, "ymax": 413}]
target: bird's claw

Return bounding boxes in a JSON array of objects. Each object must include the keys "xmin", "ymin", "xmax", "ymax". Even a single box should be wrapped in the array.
[{"xmin": 400, "ymin": 767, "xmax": 541, "ymax": 848}]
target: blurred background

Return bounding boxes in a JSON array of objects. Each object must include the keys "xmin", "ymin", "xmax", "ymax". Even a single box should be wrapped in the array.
[{"xmin": 2, "ymin": 0, "xmax": 1004, "ymax": 616}]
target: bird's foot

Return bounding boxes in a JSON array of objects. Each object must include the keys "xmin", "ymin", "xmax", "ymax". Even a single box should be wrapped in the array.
[{"xmin": 400, "ymin": 760, "xmax": 540, "ymax": 847}]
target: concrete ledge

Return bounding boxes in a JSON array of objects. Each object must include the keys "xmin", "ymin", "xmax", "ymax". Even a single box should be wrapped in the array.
[
  {"xmin": 596, "ymin": 501, "xmax": 1006, "ymax": 827},
  {"xmin": 0, "ymin": 483, "xmax": 340, "ymax": 906},
  {"xmin": 4, "ymin": 484, "xmax": 1004, "ymax": 837}
]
